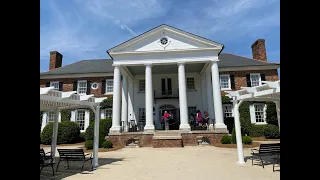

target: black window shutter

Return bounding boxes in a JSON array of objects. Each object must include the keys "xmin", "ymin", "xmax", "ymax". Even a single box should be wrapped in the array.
[
  {"xmin": 101, "ymin": 79, "xmax": 106, "ymax": 94},
  {"xmin": 230, "ymin": 75, "xmax": 235, "ymax": 90},
  {"xmin": 261, "ymin": 74, "xmax": 266, "ymax": 81},
  {"xmin": 45, "ymin": 82, "xmax": 50, "ymax": 87},
  {"xmin": 246, "ymin": 74, "xmax": 251, "ymax": 87},
  {"xmin": 86, "ymin": 81, "xmax": 91, "ymax": 95},
  {"xmin": 59, "ymin": 82, "xmax": 63, "ymax": 91},
  {"xmin": 73, "ymin": 81, "xmax": 78, "ymax": 91}
]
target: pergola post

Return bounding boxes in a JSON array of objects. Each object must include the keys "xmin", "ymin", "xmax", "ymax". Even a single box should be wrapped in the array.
[
  {"xmin": 233, "ymin": 100, "xmax": 245, "ymax": 165},
  {"xmin": 93, "ymin": 105, "xmax": 100, "ymax": 168},
  {"xmin": 50, "ymin": 109, "xmax": 59, "ymax": 162},
  {"xmin": 275, "ymin": 101, "xmax": 280, "ymax": 132}
]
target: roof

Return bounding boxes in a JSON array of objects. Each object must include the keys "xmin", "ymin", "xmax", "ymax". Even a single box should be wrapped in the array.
[{"xmin": 40, "ymin": 53, "xmax": 279, "ymax": 76}]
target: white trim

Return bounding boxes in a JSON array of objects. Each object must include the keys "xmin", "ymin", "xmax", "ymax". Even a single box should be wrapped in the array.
[
  {"xmin": 220, "ymin": 74, "xmax": 231, "ymax": 90},
  {"xmin": 250, "ymin": 73, "xmax": 261, "ymax": 87},
  {"xmin": 105, "ymin": 79, "xmax": 114, "ymax": 95},
  {"xmin": 219, "ymin": 65, "xmax": 280, "ymax": 72},
  {"xmin": 251, "ymin": 103, "xmax": 267, "ymax": 124},
  {"xmin": 222, "ymin": 104, "xmax": 234, "ymax": 118},
  {"xmin": 77, "ymin": 80, "xmax": 87, "ymax": 95},
  {"xmin": 40, "ymin": 72, "xmax": 114, "ymax": 79}
]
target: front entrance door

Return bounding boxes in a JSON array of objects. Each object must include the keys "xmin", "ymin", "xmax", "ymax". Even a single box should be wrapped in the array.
[{"xmin": 158, "ymin": 104, "xmax": 180, "ymax": 130}]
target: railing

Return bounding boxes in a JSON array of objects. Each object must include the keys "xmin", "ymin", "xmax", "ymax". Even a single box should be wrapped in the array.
[{"xmin": 154, "ymin": 89, "xmax": 179, "ymax": 99}]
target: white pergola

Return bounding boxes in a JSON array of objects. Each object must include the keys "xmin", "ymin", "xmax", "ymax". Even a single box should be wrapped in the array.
[
  {"xmin": 224, "ymin": 80, "xmax": 280, "ymax": 164},
  {"xmin": 40, "ymin": 87, "xmax": 107, "ymax": 168}
]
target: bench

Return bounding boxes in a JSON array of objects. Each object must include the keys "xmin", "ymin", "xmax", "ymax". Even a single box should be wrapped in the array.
[
  {"xmin": 40, "ymin": 149, "xmax": 55, "ymax": 176},
  {"xmin": 251, "ymin": 143, "xmax": 280, "ymax": 168},
  {"xmin": 56, "ymin": 149, "xmax": 93, "ymax": 172}
]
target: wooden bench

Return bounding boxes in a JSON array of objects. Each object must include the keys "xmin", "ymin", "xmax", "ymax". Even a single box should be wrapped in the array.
[
  {"xmin": 40, "ymin": 149, "xmax": 55, "ymax": 176},
  {"xmin": 251, "ymin": 143, "xmax": 280, "ymax": 168},
  {"xmin": 56, "ymin": 149, "xmax": 93, "ymax": 172}
]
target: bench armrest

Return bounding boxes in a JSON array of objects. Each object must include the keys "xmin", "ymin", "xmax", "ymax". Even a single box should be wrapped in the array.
[
  {"xmin": 251, "ymin": 148, "xmax": 259, "ymax": 154},
  {"xmin": 85, "ymin": 153, "xmax": 93, "ymax": 158}
]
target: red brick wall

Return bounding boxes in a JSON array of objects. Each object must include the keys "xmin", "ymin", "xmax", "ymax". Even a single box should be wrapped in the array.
[{"xmin": 40, "ymin": 76, "xmax": 113, "ymax": 97}]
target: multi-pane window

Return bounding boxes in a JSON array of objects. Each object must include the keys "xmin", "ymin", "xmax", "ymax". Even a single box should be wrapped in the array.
[
  {"xmin": 220, "ymin": 75, "xmax": 230, "ymax": 89},
  {"xmin": 50, "ymin": 81, "xmax": 59, "ymax": 91},
  {"xmin": 106, "ymin": 80, "xmax": 113, "ymax": 93},
  {"xmin": 139, "ymin": 80, "xmax": 145, "ymax": 92},
  {"xmin": 250, "ymin": 73, "xmax": 261, "ymax": 87},
  {"xmin": 105, "ymin": 108, "xmax": 112, "ymax": 119},
  {"xmin": 254, "ymin": 104, "xmax": 265, "ymax": 123},
  {"xmin": 47, "ymin": 111, "xmax": 55, "ymax": 124},
  {"xmin": 223, "ymin": 104, "xmax": 233, "ymax": 118},
  {"xmin": 76, "ymin": 110, "xmax": 85, "ymax": 131},
  {"xmin": 186, "ymin": 77, "xmax": 195, "ymax": 90},
  {"xmin": 188, "ymin": 106, "xmax": 197, "ymax": 118},
  {"xmin": 77, "ymin": 80, "xmax": 87, "ymax": 95}
]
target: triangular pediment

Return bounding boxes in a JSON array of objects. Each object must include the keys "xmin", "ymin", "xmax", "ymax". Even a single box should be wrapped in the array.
[{"xmin": 108, "ymin": 24, "xmax": 223, "ymax": 54}]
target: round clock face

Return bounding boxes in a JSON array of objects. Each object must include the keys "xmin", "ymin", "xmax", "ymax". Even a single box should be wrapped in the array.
[
  {"xmin": 91, "ymin": 82, "xmax": 99, "ymax": 90},
  {"xmin": 160, "ymin": 37, "xmax": 168, "ymax": 45}
]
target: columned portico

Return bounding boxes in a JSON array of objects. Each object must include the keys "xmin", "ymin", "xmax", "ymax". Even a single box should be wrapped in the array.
[
  {"xmin": 110, "ymin": 65, "xmax": 121, "ymax": 133},
  {"xmin": 178, "ymin": 62, "xmax": 191, "ymax": 132},
  {"xmin": 144, "ymin": 63, "xmax": 155, "ymax": 132},
  {"xmin": 205, "ymin": 70, "xmax": 215, "ymax": 131},
  {"xmin": 210, "ymin": 61, "xmax": 228, "ymax": 132}
]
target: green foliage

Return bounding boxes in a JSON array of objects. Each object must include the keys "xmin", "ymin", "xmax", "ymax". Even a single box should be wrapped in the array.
[
  {"xmin": 222, "ymin": 96, "xmax": 232, "ymax": 104},
  {"xmin": 221, "ymin": 135, "xmax": 232, "ymax": 144},
  {"xmin": 85, "ymin": 140, "xmax": 94, "ymax": 150},
  {"xmin": 40, "ymin": 111, "xmax": 43, "ymax": 124},
  {"xmin": 89, "ymin": 108, "xmax": 95, "ymax": 123},
  {"xmin": 79, "ymin": 132, "xmax": 86, "ymax": 142},
  {"xmin": 102, "ymin": 141, "xmax": 113, "ymax": 148},
  {"xmin": 85, "ymin": 118, "xmax": 112, "ymax": 147},
  {"xmin": 224, "ymin": 117, "xmax": 234, "ymax": 134},
  {"xmin": 264, "ymin": 124, "xmax": 280, "ymax": 139},
  {"xmin": 41, "ymin": 122, "xmax": 54, "ymax": 145},
  {"xmin": 100, "ymin": 98, "xmax": 113, "ymax": 109},
  {"xmin": 238, "ymin": 101, "xmax": 252, "ymax": 136},
  {"xmin": 60, "ymin": 110, "xmax": 71, "ymax": 122},
  {"xmin": 231, "ymin": 127, "xmax": 237, "ymax": 144},
  {"xmin": 266, "ymin": 102, "xmax": 278, "ymax": 126},
  {"xmin": 85, "ymin": 122, "xmax": 94, "ymax": 141},
  {"xmin": 250, "ymin": 125, "xmax": 267, "ymax": 137},
  {"xmin": 242, "ymin": 136, "xmax": 253, "ymax": 145}
]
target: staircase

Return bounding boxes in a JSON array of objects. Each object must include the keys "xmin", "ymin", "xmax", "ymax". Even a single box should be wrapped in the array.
[{"xmin": 153, "ymin": 130, "xmax": 183, "ymax": 147}]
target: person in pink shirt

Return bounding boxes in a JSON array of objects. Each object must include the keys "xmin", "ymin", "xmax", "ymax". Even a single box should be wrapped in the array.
[
  {"xmin": 163, "ymin": 111, "xmax": 171, "ymax": 130},
  {"xmin": 196, "ymin": 110, "xmax": 203, "ymax": 126}
]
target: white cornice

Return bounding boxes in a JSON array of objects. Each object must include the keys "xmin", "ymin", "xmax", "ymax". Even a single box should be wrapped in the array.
[
  {"xmin": 219, "ymin": 65, "xmax": 280, "ymax": 72},
  {"xmin": 40, "ymin": 72, "xmax": 114, "ymax": 79}
]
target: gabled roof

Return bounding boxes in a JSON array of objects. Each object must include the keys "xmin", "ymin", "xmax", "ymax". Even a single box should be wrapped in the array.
[{"xmin": 40, "ymin": 53, "xmax": 279, "ymax": 77}]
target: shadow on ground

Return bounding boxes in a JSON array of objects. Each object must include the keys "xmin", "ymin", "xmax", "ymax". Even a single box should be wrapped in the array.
[
  {"xmin": 244, "ymin": 154, "xmax": 280, "ymax": 171},
  {"xmin": 40, "ymin": 157, "xmax": 123, "ymax": 180}
]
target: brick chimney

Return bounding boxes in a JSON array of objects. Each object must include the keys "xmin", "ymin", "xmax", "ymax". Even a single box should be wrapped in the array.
[
  {"xmin": 49, "ymin": 51, "xmax": 63, "ymax": 70},
  {"xmin": 251, "ymin": 39, "xmax": 267, "ymax": 62}
]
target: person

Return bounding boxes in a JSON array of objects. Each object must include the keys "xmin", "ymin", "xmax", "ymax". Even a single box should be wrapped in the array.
[
  {"xmin": 196, "ymin": 110, "xmax": 203, "ymax": 126},
  {"xmin": 190, "ymin": 113, "xmax": 196, "ymax": 126},
  {"xmin": 163, "ymin": 111, "xmax": 171, "ymax": 130},
  {"xmin": 203, "ymin": 111, "xmax": 210, "ymax": 129}
]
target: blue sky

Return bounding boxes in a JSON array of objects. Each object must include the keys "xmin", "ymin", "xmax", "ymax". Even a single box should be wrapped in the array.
[{"xmin": 40, "ymin": 0, "xmax": 280, "ymax": 75}]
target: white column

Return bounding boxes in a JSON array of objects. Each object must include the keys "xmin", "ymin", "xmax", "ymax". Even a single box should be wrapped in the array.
[
  {"xmin": 234, "ymin": 100, "xmax": 245, "ymax": 164},
  {"xmin": 110, "ymin": 65, "xmax": 121, "ymax": 134},
  {"xmin": 121, "ymin": 74, "xmax": 128, "ymax": 132},
  {"xmin": 128, "ymin": 77, "xmax": 135, "ymax": 123},
  {"xmin": 206, "ymin": 70, "xmax": 215, "ymax": 131},
  {"xmin": 144, "ymin": 63, "xmax": 155, "ymax": 132},
  {"xmin": 50, "ymin": 109, "xmax": 59, "ymax": 162},
  {"xmin": 41, "ymin": 112, "xmax": 47, "ymax": 132},
  {"xmin": 178, "ymin": 62, "xmax": 191, "ymax": 132},
  {"xmin": 275, "ymin": 101, "xmax": 280, "ymax": 132},
  {"xmin": 93, "ymin": 106, "xmax": 100, "ymax": 168},
  {"xmin": 211, "ymin": 61, "xmax": 227, "ymax": 132}
]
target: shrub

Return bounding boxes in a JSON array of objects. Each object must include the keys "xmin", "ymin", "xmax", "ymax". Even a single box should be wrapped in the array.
[
  {"xmin": 40, "ymin": 135, "xmax": 42, "ymax": 144},
  {"xmin": 85, "ymin": 122, "xmax": 94, "ymax": 141},
  {"xmin": 85, "ymin": 118, "xmax": 112, "ymax": 147},
  {"xmin": 89, "ymin": 108, "xmax": 95, "ymax": 123},
  {"xmin": 250, "ymin": 125, "xmax": 267, "ymax": 137},
  {"xmin": 222, "ymin": 96, "xmax": 231, "ymax": 104},
  {"xmin": 41, "ymin": 122, "xmax": 54, "ymax": 145},
  {"xmin": 60, "ymin": 110, "xmax": 71, "ymax": 122},
  {"xmin": 266, "ymin": 102, "xmax": 278, "ymax": 126},
  {"xmin": 85, "ymin": 140, "xmax": 94, "ymax": 150},
  {"xmin": 264, "ymin": 124, "xmax": 280, "ymax": 139},
  {"xmin": 221, "ymin": 135, "xmax": 231, "ymax": 144},
  {"xmin": 242, "ymin": 136, "xmax": 253, "ymax": 145},
  {"xmin": 100, "ymin": 98, "xmax": 113, "ymax": 109},
  {"xmin": 102, "ymin": 141, "xmax": 113, "ymax": 148},
  {"xmin": 79, "ymin": 132, "xmax": 86, "ymax": 142},
  {"xmin": 231, "ymin": 127, "xmax": 236, "ymax": 144},
  {"xmin": 238, "ymin": 102, "xmax": 252, "ymax": 136}
]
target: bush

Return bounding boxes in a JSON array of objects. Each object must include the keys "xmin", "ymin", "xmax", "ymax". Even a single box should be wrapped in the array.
[
  {"xmin": 221, "ymin": 135, "xmax": 231, "ymax": 144},
  {"xmin": 266, "ymin": 102, "xmax": 278, "ymax": 126},
  {"xmin": 41, "ymin": 122, "xmax": 54, "ymax": 145},
  {"xmin": 250, "ymin": 125, "xmax": 267, "ymax": 137},
  {"xmin": 85, "ymin": 118, "xmax": 112, "ymax": 147},
  {"xmin": 239, "ymin": 102, "xmax": 252, "ymax": 136},
  {"xmin": 40, "ymin": 135, "xmax": 42, "ymax": 144},
  {"xmin": 79, "ymin": 132, "xmax": 86, "ymax": 142},
  {"xmin": 102, "ymin": 141, "xmax": 113, "ymax": 148},
  {"xmin": 60, "ymin": 110, "xmax": 71, "ymax": 122},
  {"xmin": 85, "ymin": 140, "xmax": 94, "ymax": 150},
  {"xmin": 242, "ymin": 136, "xmax": 253, "ymax": 145},
  {"xmin": 264, "ymin": 124, "xmax": 280, "ymax": 139},
  {"xmin": 231, "ymin": 127, "xmax": 236, "ymax": 144},
  {"xmin": 222, "ymin": 96, "xmax": 231, "ymax": 104}
]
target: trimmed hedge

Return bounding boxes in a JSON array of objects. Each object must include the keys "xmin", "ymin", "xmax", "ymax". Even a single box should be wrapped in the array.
[
  {"xmin": 221, "ymin": 135, "xmax": 231, "ymax": 144},
  {"xmin": 85, "ymin": 140, "xmax": 94, "ymax": 150},
  {"xmin": 79, "ymin": 132, "xmax": 86, "ymax": 142},
  {"xmin": 40, "ymin": 121, "xmax": 81, "ymax": 145},
  {"xmin": 250, "ymin": 125, "xmax": 266, "ymax": 137},
  {"xmin": 264, "ymin": 124, "xmax": 280, "ymax": 139},
  {"xmin": 231, "ymin": 127, "xmax": 236, "ymax": 144},
  {"xmin": 242, "ymin": 136, "xmax": 253, "ymax": 145},
  {"xmin": 60, "ymin": 110, "xmax": 71, "ymax": 122},
  {"xmin": 238, "ymin": 102, "xmax": 252, "ymax": 136},
  {"xmin": 85, "ymin": 118, "xmax": 112, "ymax": 148},
  {"xmin": 102, "ymin": 141, "xmax": 113, "ymax": 148}
]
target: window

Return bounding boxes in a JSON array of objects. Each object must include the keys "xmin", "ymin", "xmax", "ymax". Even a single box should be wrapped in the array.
[
  {"xmin": 105, "ymin": 108, "xmax": 112, "ymax": 119},
  {"xmin": 223, "ymin": 104, "xmax": 233, "ymax": 118},
  {"xmin": 250, "ymin": 73, "xmax": 261, "ymax": 87},
  {"xmin": 187, "ymin": 77, "xmax": 195, "ymax": 90},
  {"xmin": 139, "ymin": 80, "xmax": 145, "ymax": 92},
  {"xmin": 47, "ymin": 111, "xmax": 55, "ymax": 124},
  {"xmin": 106, "ymin": 80, "xmax": 113, "ymax": 93},
  {"xmin": 50, "ymin": 81, "xmax": 59, "ymax": 91},
  {"xmin": 77, "ymin": 80, "xmax": 87, "ymax": 95},
  {"xmin": 188, "ymin": 106, "xmax": 196, "ymax": 118},
  {"xmin": 220, "ymin": 75, "xmax": 230, "ymax": 90},
  {"xmin": 254, "ymin": 104, "xmax": 265, "ymax": 123},
  {"xmin": 76, "ymin": 110, "xmax": 85, "ymax": 131}
]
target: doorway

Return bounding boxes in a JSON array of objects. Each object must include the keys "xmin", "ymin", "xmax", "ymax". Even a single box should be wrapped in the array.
[{"xmin": 158, "ymin": 104, "xmax": 180, "ymax": 130}]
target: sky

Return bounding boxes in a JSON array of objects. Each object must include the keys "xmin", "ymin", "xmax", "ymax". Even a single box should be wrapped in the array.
[{"xmin": 40, "ymin": 0, "xmax": 280, "ymax": 75}]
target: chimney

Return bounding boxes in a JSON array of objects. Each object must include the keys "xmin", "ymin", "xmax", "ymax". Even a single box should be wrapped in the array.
[
  {"xmin": 49, "ymin": 51, "xmax": 63, "ymax": 70},
  {"xmin": 251, "ymin": 39, "xmax": 267, "ymax": 62}
]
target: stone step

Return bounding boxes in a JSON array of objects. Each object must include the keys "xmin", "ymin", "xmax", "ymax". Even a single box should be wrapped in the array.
[{"xmin": 154, "ymin": 130, "xmax": 181, "ymax": 137}]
